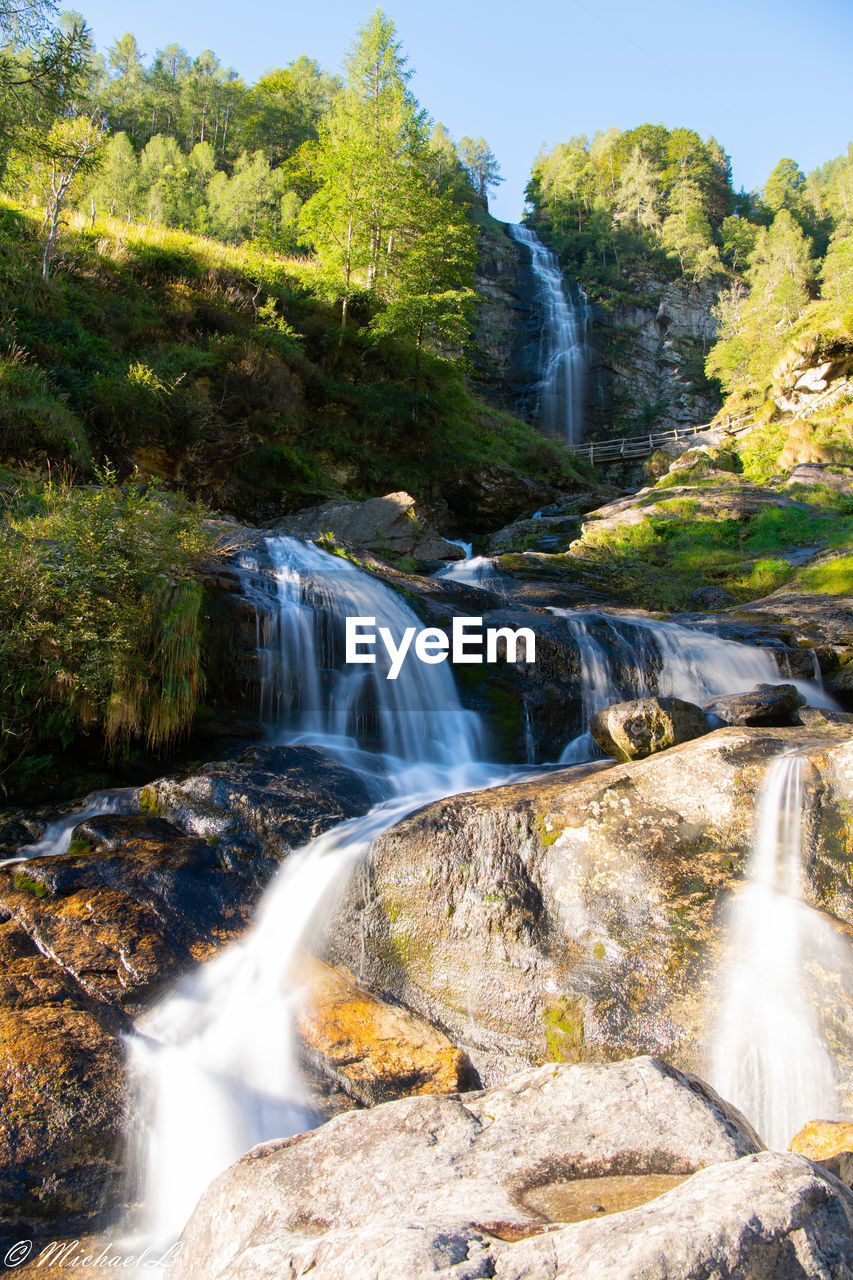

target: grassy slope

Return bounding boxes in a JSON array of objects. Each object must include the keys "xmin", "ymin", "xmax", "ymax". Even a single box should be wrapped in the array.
[
  {"xmin": 0, "ymin": 199, "xmax": 586, "ymax": 522},
  {"xmin": 563, "ymin": 403, "xmax": 853, "ymax": 612}
]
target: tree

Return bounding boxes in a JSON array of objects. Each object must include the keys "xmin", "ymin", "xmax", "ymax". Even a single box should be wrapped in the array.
[
  {"xmin": 370, "ymin": 178, "xmax": 477, "ymax": 380},
  {"xmin": 28, "ymin": 112, "xmax": 105, "ymax": 279},
  {"xmin": 88, "ymin": 129, "xmax": 138, "ymax": 219},
  {"xmin": 300, "ymin": 8, "xmax": 430, "ymax": 328},
  {"xmin": 458, "ymin": 135, "xmax": 502, "ymax": 206}
]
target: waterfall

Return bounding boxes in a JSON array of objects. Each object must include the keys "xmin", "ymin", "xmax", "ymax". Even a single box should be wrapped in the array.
[
  {"xmin": 551, "ymin": 610, "xmax": 835, "ymax": 764},
  {"xmin": 434, "ymin": 539, "xmax": 504, "ymax": 593},
  {"xmin": 510, "ymin": 223, "xmax": 589, "ymax": 445},
  {"xmin": 709, "ymin": 755, "xmax": 837, "ymax": 1149},
  {"xmin": 237, "ymin": 535, "xmax": 483, "ymax": 766},
  {"xmin": 126, "ymin": 535, "xmax": 501, "ymax": 1246}
]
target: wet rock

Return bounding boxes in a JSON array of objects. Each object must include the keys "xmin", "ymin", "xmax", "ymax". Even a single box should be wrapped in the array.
[
  {"xmin": 274, "ymin": 492, "xmax": 463, "ymax": 565},
  {"xmin": 143, "ymin": 744, "xmax": 375, "ymax": 859},
  {"xmin": 293, "ymin": 955, "xmax": 474, "ymax": 1106},
  {"xmin": 0, "ymin": 814, "xmax": 270, "ymax": 1014},
  {"xmin": 0, "ymin": 919, "xmax": 124, "ymax": 1234},
  {"xmin": 0, "ymin": 747, "xmax": 375, "ymax": 1229},
  {"xmin": 589, "ymin": 695, "xmax": 708, "ymax": 760},
  {"xmin": 704, "ymin": 682, "xmax": 804, "ymax": 726},
  {"xmin": 798, "ymin": 706, "xmax": 853, "ymax": 728},
  {"xmin": 323, "ymin": 725, "xmax": 853, "ymax": 1087},
  {"xmin": 171, "ymin": 1056, "xmax": 773, "ymax": 1280}
]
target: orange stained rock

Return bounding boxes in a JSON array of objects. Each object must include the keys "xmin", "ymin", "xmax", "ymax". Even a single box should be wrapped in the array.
[
  {"xmin": 292, "ymin": 953, "xmax": 470, "ymax": 1106},
  {"xmin": 789, "ymin": 1119, "xmax": 853, "ymax": 1160}
]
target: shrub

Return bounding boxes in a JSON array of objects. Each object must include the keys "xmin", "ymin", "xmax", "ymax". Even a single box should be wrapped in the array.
[{"xmin": 0, "ymin": 468, "xmax": 217, "ymax": 794}]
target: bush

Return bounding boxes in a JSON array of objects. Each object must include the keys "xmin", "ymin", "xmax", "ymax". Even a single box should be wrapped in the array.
[{"xmin": 0, "ymin": 468, "xmax": 217, "ymax": 795}]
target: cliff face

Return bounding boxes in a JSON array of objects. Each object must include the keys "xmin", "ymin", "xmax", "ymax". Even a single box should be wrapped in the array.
[
  {"xmin": 587, "ymin": 276, "xmax": 724, "ymax": 438},
  {"xmin": 472, "ymin": 220, "xmax": 723, "ymax": 439},
  {"xmin": 471, "ymin": 220, "xmax": 541, "ymax": 416}
]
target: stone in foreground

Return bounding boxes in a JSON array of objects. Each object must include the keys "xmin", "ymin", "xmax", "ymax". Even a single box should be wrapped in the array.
[
  {"xmin": 169, "ymin": 1057, "xmax": 853, "ymax": 1280},
  {"xmin": 293, "ymin": 954, "xmax": 474, "ymax": 1106},
  {"xmin": 589, "ymin": 695, "xmax": 708, "ymax": 760},
  {"xmin": 704, "ymin": 682, "xmax": 804, "ymax": 726}
]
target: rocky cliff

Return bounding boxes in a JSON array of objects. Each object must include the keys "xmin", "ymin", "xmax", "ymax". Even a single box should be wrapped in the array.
[{"xmin": 473, "ymin": 219, "xmax": 724, "ymax": 440}]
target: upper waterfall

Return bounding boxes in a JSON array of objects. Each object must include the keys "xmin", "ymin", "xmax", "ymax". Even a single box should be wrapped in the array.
[{"xmin": 510, "ymin": 223, "xmax": 589, "ymax": 446}]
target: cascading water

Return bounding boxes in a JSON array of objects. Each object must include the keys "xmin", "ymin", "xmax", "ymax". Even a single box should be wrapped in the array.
[
  {"xmin": 1, "ymin": 788, "xmax": 133, "ymax": 866},
  {"xmin": 126, "ymin": 535, "xmax": 500, "ymax": 1246},
  {"xmin": 237, "ymin": 535, "xmax": 482, "ymax": 764},
  {"xmin": 434, "ymin": 539, "xmax": 505, "ymax": 593},
  {"xmin": 510, "ymin": 223, "xmax": 589, "ymax": 446},
  {"xmin": 709, "ymin": 754, "xmax": 837, "ymax": 1149},
  {"xmin": 552, "ymin": 609, "xmax": 835, "ymax": 764}
]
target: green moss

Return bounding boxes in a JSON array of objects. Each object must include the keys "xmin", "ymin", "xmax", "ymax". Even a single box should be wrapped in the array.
[
  {"xmin": 67, "ymin": 837, "xmax": 93, "ymax": 857},
  {"xmin": 543, "ymin": 995, "xmax": 585, "ymax": 1063},
  {"xmin": 534, "ymin": 812, "xmax": 563, "ymax": 847},
  {"xmin": 13, "ymin": 869, "xmax": 48, "ymax": 897},
  {"xmin": 138, "ymin": 786, "xmax": 163, "ymax": 816}
]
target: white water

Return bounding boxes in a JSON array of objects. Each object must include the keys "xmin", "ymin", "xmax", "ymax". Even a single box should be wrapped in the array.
[
  {"xmin": 552, "ymin": 610, "xmax": 835, "ymax": 764},
  {"xmin": 710, "ymin": 755, "xmax": 837, "ymax": 1148},
  {"xmin": 434, "ymin": 539, "xmax": 505, "ymax": 593},
  {"xmin": 128, "ymin": 535, "xmax": 501, "ymax": 1245},
  {"xmin": 238, "ymin": 535, "xmax": 482, "ymax": 763},
  {"xmin": 510, "ymin": 223, "xmax": 589, "ymax": 446},
  {"xmin": 0, "ymin": 788, "xmax": 133, "ymax": 866}
]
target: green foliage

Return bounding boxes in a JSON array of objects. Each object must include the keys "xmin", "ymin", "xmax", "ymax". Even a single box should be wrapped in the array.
[
  {"xmin": 797, "ymin": 551, "xmax": 853, "ymax": 594},
  {"xmin": 0, "ymin": 467, "xmax": 216, "ymax": 794},
  {"xmin": 525, "ymin": 123, "xmax": 733, "ymax": 295}
]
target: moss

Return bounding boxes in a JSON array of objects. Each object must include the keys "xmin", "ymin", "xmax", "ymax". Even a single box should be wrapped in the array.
[
  {"xmin": 13, "ymin": 869, "xmax": 48, "ymax": 897},
  {"xmin": 534, "ymin": 812, "xmax": 563, "ymax": 847},
  {"xmin": 543, "ymin": 995, "xmax": 585, "ymax": 1063},
  {"xmin": 66, "ymin": 837, "xmax": 93, "ymax": 857},
  {"xmin": 138, "ymin": 785, "xmax": 163, "ymax": 816}
]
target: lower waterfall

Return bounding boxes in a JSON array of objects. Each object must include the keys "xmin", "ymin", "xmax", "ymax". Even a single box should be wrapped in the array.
[{"xmin": 709, "ymin": 754, "xmax": 839, "ymax": 1149}]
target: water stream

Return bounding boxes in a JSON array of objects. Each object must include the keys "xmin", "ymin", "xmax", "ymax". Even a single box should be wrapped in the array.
[
  {"xmin": 709, "ymin": 754, "xmax": 838, "ymax": 1148},
  {"xmin": 126, "ymin": 535, "xmax": 504, "ymax": 1245},
  {"xmin": 551, "ymin": 610, "xmax": 835, "ymax": 764},
  {"xmin": 510, "ymin": 223, "xmax": 589, "ymax": 445}
]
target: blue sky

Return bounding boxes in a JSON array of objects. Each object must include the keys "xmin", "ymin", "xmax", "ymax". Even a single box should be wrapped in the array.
[{"xmin": 74, "ymin": 0, "xmax": 853, "ymax": 223}]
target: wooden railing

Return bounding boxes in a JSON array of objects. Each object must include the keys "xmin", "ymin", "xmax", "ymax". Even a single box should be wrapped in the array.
[{"xmin": 570, "ymin": 411, "xmax": 753, "ymax": 465}]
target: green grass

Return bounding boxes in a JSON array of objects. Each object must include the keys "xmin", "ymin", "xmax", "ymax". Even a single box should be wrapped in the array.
[
  {"xmin": 0, "ymin": 197, "xmax": 587, "ymax": 519},
  {"xmin": 796, "ymin": 551, "xmax": 853, "ymax": 594}
]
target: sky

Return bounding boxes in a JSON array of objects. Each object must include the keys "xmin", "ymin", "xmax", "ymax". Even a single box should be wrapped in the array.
[{"xmin": 72, "ymin": 0, "xmax": 853, "ymax": 223}]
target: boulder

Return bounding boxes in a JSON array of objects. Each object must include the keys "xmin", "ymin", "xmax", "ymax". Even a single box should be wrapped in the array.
[
  {"xmin": 293, "ymin": 955, "xmax": 474, "ymax": 1106},
  {"xmin": 142, "ymin": 744, "xmax": 375, "ymax": 859},
  {"xmin": 704, "ymin": 682, "xmax": 804, "ymax": 726},
  {"xmin": 790, "ymin": 1120, "xmax": 853, "ymax": 1161},
  {"xmin": 437, "ymin": 463, "xmax": 559, "ymax": 533},
  {"xmin": 171, "ymin": 1057, "xmax": 777, "ymax": 1280},
  {"xmin": 0, "ymin": 920, "xmax": 124, "ymax": 1234},
  {"xmin": 275, "ymin": 492, "xmax": 463, "ymax": 564},
  {"xmin": 322, "ymin": 725, "xmax": 853, "ymax": 1087},
  {"xmin": 786, "ymin": 463, "xmax": 853, "ymax": 494},
  {"xmin": 0, "ymin": 746, "xmax": 375, "ymax": 1229},
  {"xmin": 589, "ymin": 695, "xmax": 708, "ymax": 760}
]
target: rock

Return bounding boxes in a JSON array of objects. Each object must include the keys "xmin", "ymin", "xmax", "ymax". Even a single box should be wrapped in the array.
[
  {"xmin": 143, "ymin": 744, "xmax": 375, "ymax": 859},
  {"xmin": 790, "ymin": 1119, "xmax": 853, "ymax": 1161},
  {"xmin": 437, "ymin": 463, "xmax": 560, "ymax": 533},
  {"xmin": 170, "ymin": 1057, "xmax": 773, "ymax": 1280},
  {"xmin": 323, "ymin": 725, "xmax": 853, "ymax": 1087},
  {"xmin": 690, "ymin": 584, "xmax": 737, "ymax": 609},
  {"xmin": 0, "ymin": 747, "xmax": 375, "ymax": 1229},
  {"xmin": 798, "ymin": 706, "xmax": 853, "ymax": 728},
  {"xmin": 787, "ymin": 463, "xmax": 853, "ymax": 494},
  {"xmin": 589, "ymin": 695, "xmax": 708, "ymax": 761},
  {"xmin": 0, "ymin": 919, "xmax": 124, "ymax": 1234},
  {"xmin": 275, "ymin": 492, "xmax": 463, "ymax": 565},
  {"xmin": 293, "ymin": 955, "xmax": 474, "ymax": 1106},
  {"xmin": 704, "ymin": 682, "xmax": 804, "ymax": 726}
]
